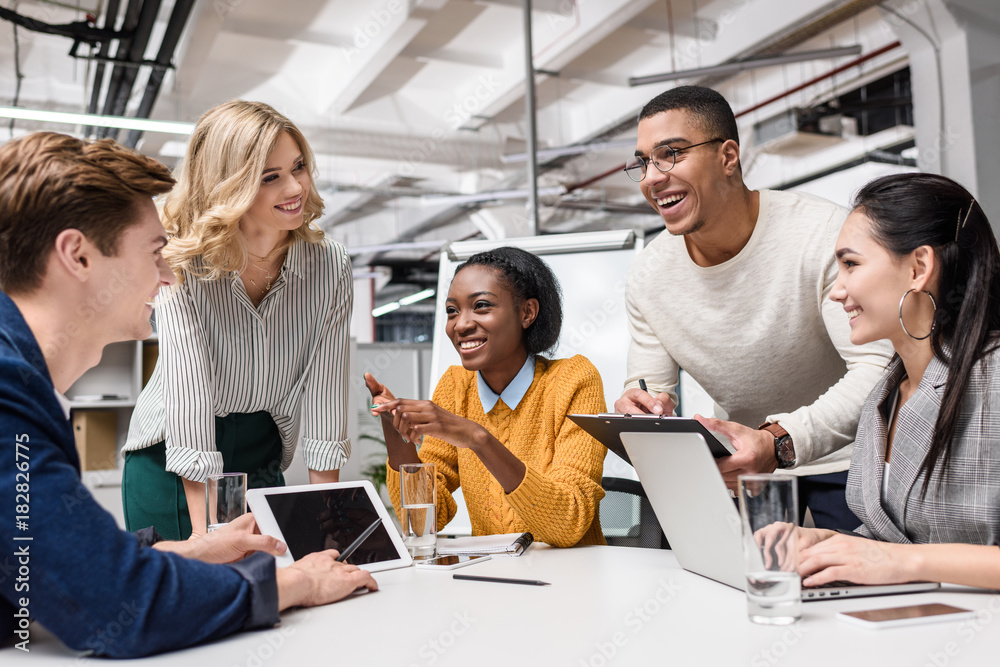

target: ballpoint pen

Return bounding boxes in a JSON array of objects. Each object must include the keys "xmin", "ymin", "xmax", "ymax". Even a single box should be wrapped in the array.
[
  {"xmin": 336, "ymin": 517, "xmax": 383, "ymax": 562},
  {"xmin": 453, "ymin": 574, "xmax": 550, "ymax": 586}
]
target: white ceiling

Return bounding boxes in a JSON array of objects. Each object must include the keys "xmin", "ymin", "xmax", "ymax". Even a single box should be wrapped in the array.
[{"xmin": 1, "ymin": 0, "xmax": 914, "ymax": 275}]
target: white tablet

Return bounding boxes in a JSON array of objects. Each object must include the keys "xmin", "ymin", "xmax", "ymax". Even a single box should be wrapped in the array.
[{"xmin": 247, "ymin": 481, "xmax": 413, "ymax": 572}]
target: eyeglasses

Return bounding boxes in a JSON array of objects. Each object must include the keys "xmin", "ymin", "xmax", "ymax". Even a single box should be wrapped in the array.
[{"xmin": 623, "ymin": 138, "xmax": 725, "ymax": 182}]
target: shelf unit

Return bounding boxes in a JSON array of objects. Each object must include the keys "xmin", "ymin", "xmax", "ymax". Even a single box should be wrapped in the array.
[{"xmin": 66, "ymin": 339, "xmax": 158, "ymax": 479}]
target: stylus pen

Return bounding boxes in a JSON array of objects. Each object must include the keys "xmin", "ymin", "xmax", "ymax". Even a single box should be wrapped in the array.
[
  {"xmin": 638, "ymin": 378, "xmax": 649, "ymax": 394},
  {"xmin": 453, "ymin": 574, "xmax": 551, "ymax": 586},
  {"xmin": 336, "ymin": 517, "xmax": 383, "ymax": 562}
]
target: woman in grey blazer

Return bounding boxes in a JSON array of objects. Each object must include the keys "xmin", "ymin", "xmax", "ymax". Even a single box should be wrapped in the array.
[{"xmin": 795, "ymin": 173, "xmax": 1000, "ymax": 590}]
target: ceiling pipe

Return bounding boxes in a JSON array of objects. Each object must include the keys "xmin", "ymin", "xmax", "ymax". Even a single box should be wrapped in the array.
[
  {"xmin": 95, "ymin": 0, "xmax": 142, "ymax": 138},
  {"xmin": 562, "ymin": 41, "xmax": 904, "ymax": 193},
  {"xmin": 734, "ymin": 41, "xmax": 901, "ymax": 118},
  {"xmin": 99, "ymin": 0, "xmax": 160, "ymax": 139},
  {"xmin": 629, "ymin": 45, "xmax": 863, "ymax": 87},
  {"xmin": 84, "ymin": 0, "xmax": 121, "ymax": 136},
  {"xmin": 124, "ymin": 0, "xmax": 196, "ymax": 147},
  {"xmin": 522, "ymin": 0, "xmax": 539, "ymax": 235}
]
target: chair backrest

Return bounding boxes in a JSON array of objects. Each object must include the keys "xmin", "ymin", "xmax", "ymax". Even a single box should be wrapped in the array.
[{"xmin": 600, "ymin": 477, "xmax": 670, "ymax": 549}]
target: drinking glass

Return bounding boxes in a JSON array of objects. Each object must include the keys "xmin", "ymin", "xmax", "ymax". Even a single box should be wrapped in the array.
[
  {"xmin": 400, "ymin": 462, "xmax": 437, "ymax": 558},
  {"xmin": 738, "ymin": 474, "xmax": 801, "ymax": 625},
  {"xmin": 206, "ymin": 472, "xmax": 247, "ymax": 533}
]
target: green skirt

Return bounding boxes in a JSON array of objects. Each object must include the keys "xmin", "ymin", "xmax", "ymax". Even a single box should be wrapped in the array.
[{"xmin": 122, "ymin": 411, "xmax": 286, "ymax": 540}]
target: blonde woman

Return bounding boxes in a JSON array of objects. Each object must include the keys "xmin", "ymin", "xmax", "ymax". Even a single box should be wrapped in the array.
[{"xmin": 123, "ymin": 100, "xmax": 352, "ymax": 540}]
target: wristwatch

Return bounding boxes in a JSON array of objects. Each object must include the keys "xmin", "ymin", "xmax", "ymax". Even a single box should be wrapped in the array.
[{"xmin": 759, "ymin": 422, "xmax": 796, "ymax": 469}]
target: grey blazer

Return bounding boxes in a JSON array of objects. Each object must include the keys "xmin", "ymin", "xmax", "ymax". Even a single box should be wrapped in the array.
[{"xmin": 846, "ymin": 349, "xmax": 1000, "ymax": 546}]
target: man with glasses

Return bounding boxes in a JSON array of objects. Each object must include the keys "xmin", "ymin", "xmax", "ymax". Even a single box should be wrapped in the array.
[{"xmin": 614, "ymin": 86, "xmax": 890, "ymax": 530}]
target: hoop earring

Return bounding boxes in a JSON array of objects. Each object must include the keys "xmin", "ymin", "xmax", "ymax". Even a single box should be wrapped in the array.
[{"xmin": 898, "ymin": 289, "xmax": 937, "ymax": 341}]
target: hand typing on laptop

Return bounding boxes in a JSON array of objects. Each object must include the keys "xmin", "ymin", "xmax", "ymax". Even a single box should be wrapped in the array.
[{"xmin": 797, "ymin": 529, "xmax": 915, "ymax": 588}]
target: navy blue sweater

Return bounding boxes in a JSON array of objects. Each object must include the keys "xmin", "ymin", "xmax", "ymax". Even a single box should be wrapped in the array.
[{"xmin": 0, "ymin": 292, "xmax": 278, "ymax": 657}]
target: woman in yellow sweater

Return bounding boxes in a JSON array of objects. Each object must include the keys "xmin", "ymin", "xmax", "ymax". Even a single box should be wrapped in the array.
[{"xmin": 366, "ymin": 247, "xmax": 606, "ymax": 547}]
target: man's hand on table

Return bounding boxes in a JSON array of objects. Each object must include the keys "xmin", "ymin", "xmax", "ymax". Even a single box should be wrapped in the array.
[
  {"xmin": 152, "ymin": 513, "xmax": 287, "ymax": 564},
  {"xmin": 277, "ymin": 550, "xmax": 379, "ymax": 611}
]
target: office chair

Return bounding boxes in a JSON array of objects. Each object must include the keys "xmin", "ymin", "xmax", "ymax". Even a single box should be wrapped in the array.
[{"xmin": 600, "ymin": 477, "xmax": 669, "ymax": 549}]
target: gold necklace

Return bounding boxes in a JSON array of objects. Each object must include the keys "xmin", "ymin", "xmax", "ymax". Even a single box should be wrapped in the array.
[
  {"xmin": 243, "ymin": 251, "xmax": 286, "ymax": 294},
  {"xmin": 245, "ymin": 266, "xmax": 274, "ymax": 292},
  {"xmin": 248, "ymin": 248, "xmax": 280, "ymax": 263}
]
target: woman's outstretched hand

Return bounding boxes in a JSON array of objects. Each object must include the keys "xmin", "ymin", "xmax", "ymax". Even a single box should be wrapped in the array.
[
  {"xmin": 364, "ymin": 373, "xmax": 421, "ymax": 467},
  {"xmin": 364, "ymin": 372, "xmax": 396, "ymax": 408},
  {"xmin": 371, "ymin": 398, "xmax": 484, "ymax": 449}
]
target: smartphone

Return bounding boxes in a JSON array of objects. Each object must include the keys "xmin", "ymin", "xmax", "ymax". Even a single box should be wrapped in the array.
[
  {"xmin": 414, "ymin": 554, "xmax": 492, "ymax": 570},
  {"xmin": 838, "ymin": 603, "xmax": 976, "ymax": 629}
]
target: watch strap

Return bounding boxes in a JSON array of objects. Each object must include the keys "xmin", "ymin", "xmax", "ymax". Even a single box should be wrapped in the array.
[
  {"xmin": 759, "ymin": 422, "xmax": 795, "ymax": 468},
  {"xmin": 759, "ymin": 422, "xmax": 789, "ymax": 439}
]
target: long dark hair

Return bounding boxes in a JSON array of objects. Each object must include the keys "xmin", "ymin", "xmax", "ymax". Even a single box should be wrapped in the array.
[
  {"xmin": 853, "ymin": 173, "xmax": 1000, "ymax": 493},
  {"xmin": 454, "ymin": 246, "xmax": 562, "ymax": 355}
]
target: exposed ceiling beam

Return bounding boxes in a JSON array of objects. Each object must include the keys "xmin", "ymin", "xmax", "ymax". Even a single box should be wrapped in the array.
[
  {"xmin": 401, "ymin": 45, "xmax": 504, "ymax": 69},
  {"xmin": 467, "ymin": 0, "xmax": 659, "ymax": 122},
  {"xmin": 333, "ymin": 16, "xmax": 427, "ymax": 114}
]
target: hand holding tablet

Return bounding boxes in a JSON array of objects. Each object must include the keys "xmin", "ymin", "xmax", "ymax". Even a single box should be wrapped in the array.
[{"xmin": 248, "ymin": 481, "xmax": 413, "ymax": 572}]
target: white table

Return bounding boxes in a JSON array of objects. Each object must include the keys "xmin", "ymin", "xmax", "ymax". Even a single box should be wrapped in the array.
[{"xmin": 7, "ymin": 545, "xmax": 1000, "ymax": 666}]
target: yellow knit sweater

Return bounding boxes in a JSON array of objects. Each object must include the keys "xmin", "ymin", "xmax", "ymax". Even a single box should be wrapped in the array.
[{"xmin": 387, "ymin": 355, "xmax": 607, "ymax": 547}]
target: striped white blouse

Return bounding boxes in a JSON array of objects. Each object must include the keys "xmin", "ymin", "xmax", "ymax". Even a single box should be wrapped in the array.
[{"xmin": 125, "ymin": 238, "xmax": 353, "ymax": 483}]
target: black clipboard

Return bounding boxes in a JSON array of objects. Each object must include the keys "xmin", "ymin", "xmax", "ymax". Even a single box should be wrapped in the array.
[{"xmin": 568, "ymin": 413, "xmax": 735, "ymax": 464}]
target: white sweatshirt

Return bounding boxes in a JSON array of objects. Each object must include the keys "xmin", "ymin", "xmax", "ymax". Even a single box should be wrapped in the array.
[{"xmin": 624, "ymin": 189, "xmax": 892, "ymax": 475}]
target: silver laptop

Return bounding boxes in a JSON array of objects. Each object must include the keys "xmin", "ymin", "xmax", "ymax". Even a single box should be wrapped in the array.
[{"xmin": 621, "ymin": 431, "xmax": 939, "ymax": 601}]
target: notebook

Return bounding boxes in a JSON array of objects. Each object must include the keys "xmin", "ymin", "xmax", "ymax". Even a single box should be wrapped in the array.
[
  {"xmin": 438, "ymin": 532, "xmax": 534, "ymax": 556},
  {"xmin": 620, "ymin": 431, "xmax": 939, "ymax": 601}
]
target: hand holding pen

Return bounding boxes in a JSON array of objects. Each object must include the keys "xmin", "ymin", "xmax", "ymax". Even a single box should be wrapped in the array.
[{"xmin": 613, "ymin": 377, "xmax": 675, "ymax": 415}]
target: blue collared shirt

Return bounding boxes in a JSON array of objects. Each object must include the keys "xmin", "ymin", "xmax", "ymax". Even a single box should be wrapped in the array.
[{"xmin": 477, "ymin": 355, "xmax": 536, "ymax": 413}]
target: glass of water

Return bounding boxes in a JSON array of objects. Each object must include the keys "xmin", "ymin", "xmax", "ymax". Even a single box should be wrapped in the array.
[
  {"xmin": 400, "ymin": 462, "xmax": 437, "ymax": 559},
  {"xmin": 206, "ymin": 472, "xmax": 247, "ymax": 533},
  {"xmin": 738, "ymin": 474, "xmax": 801, "ymax": 625}
]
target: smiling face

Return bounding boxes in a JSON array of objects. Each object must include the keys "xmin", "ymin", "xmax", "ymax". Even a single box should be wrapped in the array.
[
  {"xmin": 240, "ymin": 131, "xmax": 310, "ymax": 235},
  {"xmin": 830, "ymin": 210, "xmax": 917, "ymax": 347},
  {"xmin": 90, "ymin": 198, "xmax": 175, "ymax": 342},
  {"xmin": 445, "ymin": 265, "xmax": 536, "ymax": 378},
  {"xmin": 635, "ymin": 109, "xmax": 729, "ymax": 236}
]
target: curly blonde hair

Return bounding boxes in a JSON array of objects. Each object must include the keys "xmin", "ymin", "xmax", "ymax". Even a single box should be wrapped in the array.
[{"xmin": 162, "ymin": 100, "xmax": 325, "ymax": 281}]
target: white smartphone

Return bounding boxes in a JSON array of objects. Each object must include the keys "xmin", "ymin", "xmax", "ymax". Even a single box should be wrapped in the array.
[
  {"xmin": 838, "ymin": 603, "xmax": 977, "ymax": 629},
  {"xmin": 414, "ymin": 554, "xmax": 492, "ymax": 570}
]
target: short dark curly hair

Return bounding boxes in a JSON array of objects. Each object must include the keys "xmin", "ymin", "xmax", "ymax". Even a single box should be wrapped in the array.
[
  {"xmin": 639, "ymin": 85, "xmax": 740, "ymax": 147},
  {"xmin": 454, "ymin": 246, "xmax": 562, "ymax": 355}
]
